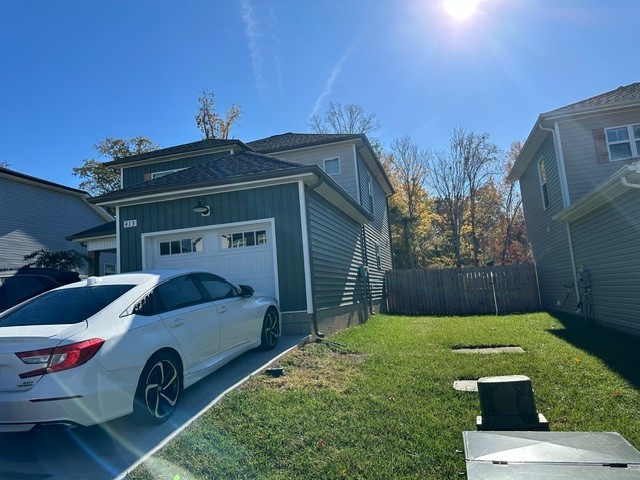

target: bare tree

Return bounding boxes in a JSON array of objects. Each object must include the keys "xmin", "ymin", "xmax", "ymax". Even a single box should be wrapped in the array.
[
  {"xmin": 388, "ymin": 136, "xmax": 430, "ymax": 268},
  {"xmin": 309, "ymin": 102, "xmax": 381, "ymax": 135},
  {"xmin": 195, "ymin": 89, "xmax": 242, "ymax": 140},
  {"xmin": 499, "ymin": 141, "xmax": 528, "ymax": 263}
]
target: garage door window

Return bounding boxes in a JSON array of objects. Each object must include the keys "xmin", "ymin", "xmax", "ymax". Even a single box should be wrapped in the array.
[
  {"xmin": 221, "ymin": 230, "xmax": 267, "ymax": 249},
  {"xmin": 159, "ymin": 237, "xmax": 203, "ymax": 256}
]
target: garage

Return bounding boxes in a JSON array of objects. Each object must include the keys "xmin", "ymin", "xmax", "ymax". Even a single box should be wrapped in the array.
[{"xmin": 142, "ymin": 220, "xmax": 278, "ymax": 301}]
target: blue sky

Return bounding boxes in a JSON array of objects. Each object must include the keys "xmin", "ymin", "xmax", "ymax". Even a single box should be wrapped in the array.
[{"xmin": 1, "ymin": 0, "xmax": 638, "ymax": 188}]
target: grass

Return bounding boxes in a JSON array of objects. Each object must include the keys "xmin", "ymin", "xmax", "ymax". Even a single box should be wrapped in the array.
[{"xmin": 127, "ymin": 312, "xmax": 640, "ymax": 479}]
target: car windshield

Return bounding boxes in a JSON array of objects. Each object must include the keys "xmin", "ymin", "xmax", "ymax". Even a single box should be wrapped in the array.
[{"xmin": 0, "ymin": 285, "xmax": 135, "ymax": 327}]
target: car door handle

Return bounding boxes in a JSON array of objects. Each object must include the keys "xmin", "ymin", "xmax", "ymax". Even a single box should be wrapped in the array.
[
  {"xmin": 169, "ymin": 319, "xmax": 184, "ymax": 328},
  {"xmin": 217, "ymin": 306, "xmax": 227, "ymax": 313}
]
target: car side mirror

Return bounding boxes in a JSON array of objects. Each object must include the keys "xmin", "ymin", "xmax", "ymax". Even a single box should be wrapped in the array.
[{"xmin": 239, "ymin": 284, "xmax": 254, "ymax": 297}]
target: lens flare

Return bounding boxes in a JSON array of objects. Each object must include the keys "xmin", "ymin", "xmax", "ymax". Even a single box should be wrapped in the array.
[{"xmin": 444, "ymin": 0, "xmax": 479, "ymax": 19}]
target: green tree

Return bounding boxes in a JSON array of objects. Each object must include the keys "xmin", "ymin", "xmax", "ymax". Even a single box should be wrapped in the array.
[
  {"xmin": 24, "ymin": 249, "xmax": 88, "ymax": 270},
  {"xmin": 72, "ymin": 136, "xmax": 160, "ymax": 195},
  {"xmin": 195, "ymin": 89, "xmax": 242, "ymax": 140}
]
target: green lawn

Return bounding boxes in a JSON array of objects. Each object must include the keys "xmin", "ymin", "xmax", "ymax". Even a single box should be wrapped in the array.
[{"xmin": 128, "ymin": 313, "xmax": 640, "ymax": 480}]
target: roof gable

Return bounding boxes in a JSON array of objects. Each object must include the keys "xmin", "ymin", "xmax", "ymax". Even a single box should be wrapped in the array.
[{"xmin": 104, "ymin": 138, "xmax": 249, "ymax": 167}]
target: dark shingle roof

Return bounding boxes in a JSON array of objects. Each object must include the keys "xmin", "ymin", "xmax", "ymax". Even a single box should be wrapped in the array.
[
  {"xmin": 546, "ymin": 82, "xmax": 640, "ymax": 116},
  {"xmin": 104, "ymin": 138, "xmax": 248, "ymax": 167},
  {"xmin": 92, "ymin": 151, "xmax": 308, "ymax": 202},
  {"xmin": 1, "ymin": 166, "xmax": 86, "ymax": 195},
  {"xmin": 246, "ymin": 132, "xmax": 361, "ymax": 153},
  {"xmin": 67, "ymin": 221, "xmax": 116, "ymax": 241}
]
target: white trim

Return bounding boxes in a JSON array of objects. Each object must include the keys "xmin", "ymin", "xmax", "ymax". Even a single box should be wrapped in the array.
[
  {"xmin": 553, "ymin": 122, "xmax": 571, "ymax": 208},
  {"xmin": 353, "ymin": 144, "xmax": 361, "ymax": 204},
  {"xmin": 298, "ymin": 181, "xmax": 314, "ymax": 314},
  {"xmin": 605, "ymin": 123, "xmax": 640, "ymax": 161},
  {"xmin": 150, "ymin": 167, "xmax": 188, "ymax": 179},
  {"xmin": 537, "ymin": 157, "xmax": 550, "ymax": 210},
  {"xmin": 94, "ymin": 173, "xmax": 317, "ymax": 208},
  {"xmin": 263, "ymin": 138, "xmax": 362, "ymax": 157},
  {"xmin": 115, "ymin": 206, "xmax": 121, "ymax": 274},
  {"xmin": 322, "ymin": 156, "xmax": 341, "ymax": 175}
]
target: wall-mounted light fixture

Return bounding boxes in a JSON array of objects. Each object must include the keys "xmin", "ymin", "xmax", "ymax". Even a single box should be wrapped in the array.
[{"xmin": 193, "ymin": 202, "xmax": 211, "ymax": 217}]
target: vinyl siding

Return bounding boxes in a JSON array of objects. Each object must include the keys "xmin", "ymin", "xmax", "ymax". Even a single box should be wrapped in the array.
[
  {"xmin": 558, "ymin": 107, "xmax": 640, "ymax": 203},
  {"xmin": 118, "ymin": 183, "xmax": 306, "ymax": 311},
  {"xmin": 569, "ymin": 188, "xmax": 640, "ymax": 333},
  {"xmin": 0, "ymin": 177, "xmax": 109, "ymax": 270},
  {"xmin": 121, "ymin": 151, "xmax": 233, "ymax": 187},
  {"xmin": 272, "ymin": 143, "xmax": 358, "ymax": 200},
  {"xmin": 519, "ymin": 134, "xmax": 574, "ymax": 310},
  {"xmin": 307, "ymin": 189, "xmax": 364, "ymax": 309},
  {"xmin": 357, "ymin": 154, "xmax": 392, "ymax": 302}
]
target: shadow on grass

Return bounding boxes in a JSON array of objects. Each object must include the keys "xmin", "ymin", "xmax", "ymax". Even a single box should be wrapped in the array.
[{"xmin": 547, "ymin": 312, "xmax": 640, "ymax": 390}]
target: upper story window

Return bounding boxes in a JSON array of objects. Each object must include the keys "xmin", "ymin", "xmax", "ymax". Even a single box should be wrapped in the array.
[
  {"xmin": 537, "ymin": 157, "xmax": 550, "ymax": 210},
  {"xmin": 323, "ymin": 157, "xmax": 341, "ymax": 175},
  {"xmin": 606, "ymin": 124, "xmax": 640, "ymax": 161}
]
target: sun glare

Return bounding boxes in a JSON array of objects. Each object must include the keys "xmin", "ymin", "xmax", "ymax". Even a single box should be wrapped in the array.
[{"xmin": 444, "ymin": 0, "xmax": 479, "ymax": 19}]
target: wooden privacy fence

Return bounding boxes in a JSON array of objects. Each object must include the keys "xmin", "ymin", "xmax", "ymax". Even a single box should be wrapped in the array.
[{"xmin": 385, "ymin": 263, "xmax": 540, "ymax": 316}]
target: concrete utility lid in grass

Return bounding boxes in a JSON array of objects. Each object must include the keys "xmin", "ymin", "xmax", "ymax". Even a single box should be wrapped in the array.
[
  {"xmin": 453, "ymin": 346, "xmax": 526, "ymax": 354},
  {"xmin": 453, "ymin": 380, "xmax": 479, "ymax": 392}
]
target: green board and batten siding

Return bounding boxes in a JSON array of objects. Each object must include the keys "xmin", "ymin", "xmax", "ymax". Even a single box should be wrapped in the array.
[{"xmin": 118, "ymin": 183, "xmax": 307, "ymax": 312}]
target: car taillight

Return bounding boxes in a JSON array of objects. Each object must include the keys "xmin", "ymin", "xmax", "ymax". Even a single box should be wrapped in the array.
[{"xmin": 16, "ymin": 338, "xmax": 105, "ymax": 378}]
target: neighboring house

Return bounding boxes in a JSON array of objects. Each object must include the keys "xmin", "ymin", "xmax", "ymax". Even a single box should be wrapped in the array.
[
  {"xmin": 79, "ymin": 134, "xmax": 394, "ymax": 335},
  {"xmin": 509, "ymin": 83, "xmax": 640, "ymax": 335},
  {"xmin": 0, "ymin": 166, "xmax": 114, "ymax": 274}
]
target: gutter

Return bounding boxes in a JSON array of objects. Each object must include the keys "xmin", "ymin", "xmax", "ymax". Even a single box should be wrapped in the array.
[{"xmin": 304, "ymin": 176, "xmax": 325, "ymax": 339}]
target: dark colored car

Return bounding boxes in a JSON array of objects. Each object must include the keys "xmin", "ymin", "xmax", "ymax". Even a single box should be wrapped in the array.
[{"xmin": 0, "ymin": 268, "xmax": 81, "ymax": 311}]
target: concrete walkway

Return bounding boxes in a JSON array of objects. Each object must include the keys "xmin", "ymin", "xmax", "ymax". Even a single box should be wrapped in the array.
[{"xmin": 0, "ymin": 335, "xmax": 309, "ymax": 480}]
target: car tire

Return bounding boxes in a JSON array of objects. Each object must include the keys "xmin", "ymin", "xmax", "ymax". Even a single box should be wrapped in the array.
[
  {"xmin": 259, "ymin": 308, "xmax": 279, "ymax": 351},
  {"xmin": 133, "ymin": 352, "xmax": 182, "ymax": 425}
]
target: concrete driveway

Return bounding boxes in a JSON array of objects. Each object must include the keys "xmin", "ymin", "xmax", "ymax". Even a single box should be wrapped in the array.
[{"xmin": 0, "ymin": 334, "xmax": 309, "ymax": 480}]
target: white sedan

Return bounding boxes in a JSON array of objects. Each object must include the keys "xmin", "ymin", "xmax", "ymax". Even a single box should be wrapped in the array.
[{"xmin": 0, "ymin": 270, "xmax": 280, "ymax": 432}]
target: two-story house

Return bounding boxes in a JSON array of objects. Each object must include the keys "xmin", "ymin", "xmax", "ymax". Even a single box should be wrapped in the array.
[
  {"xmin": 509, "ymin": 83, "xmax": 640, "ymax": 335},
  {"xmin": 78, "ymin": 133, "xmax": 394, "ymax": 335},
  {"xmin": 0, "ymin": 166, "xmax": 114, "ymax": 274}
]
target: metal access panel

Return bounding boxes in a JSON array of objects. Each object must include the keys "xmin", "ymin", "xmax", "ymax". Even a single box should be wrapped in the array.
[{"xmin": 463, "ymin": 431, "xmax": 640, "ymax": 479}]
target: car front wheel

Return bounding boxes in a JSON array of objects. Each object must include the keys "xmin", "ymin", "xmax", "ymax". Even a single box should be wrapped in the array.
[
  {"xmin": 259, "ymin": 308, "xmax": 279, "ymax": 350},
  {"xmin": 133, "ymin": 352, "xmax": 182, "ymax": 425}
]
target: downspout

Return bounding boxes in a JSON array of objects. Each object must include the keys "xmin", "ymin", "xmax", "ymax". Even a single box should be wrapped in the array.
[
  {"xmin": 304, "ymin": 176, "xmax": 325, "ymax": 338},
  {"xmin": 539, "ymin": 123, "xmax": 580, "ymax": 303}
]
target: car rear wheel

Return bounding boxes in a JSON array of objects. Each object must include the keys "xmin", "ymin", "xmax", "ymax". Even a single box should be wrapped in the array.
[
  {"xmin": 259, "ymin": 308, "xmax": 279, "ymax": 350},
  {"xmin": 133, "ymin": 352, "xmax": 182, "ymax": 425}
]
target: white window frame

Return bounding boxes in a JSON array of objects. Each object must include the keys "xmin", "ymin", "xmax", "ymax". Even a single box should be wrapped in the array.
[
  {"xmin": 158, "ymin": 237, "xmax": 204, "ymax": 256},
  {"xmin": 220, "ymin": 229, "xmax": 268, "ymax": 250},
  {"xmin": 537, "ymin": 157, "xmax": 550, "ymax": 210},
  {"xmin": 323, "ymin": 157, "xmax": 341, "ymax": 175},
  {"xmin": 151, "ymin": 167, "xmax": 188, "ymax": 179},
  {"xmin": 605, "ymin": 123, "xmax": 640, "ymax": 161}
]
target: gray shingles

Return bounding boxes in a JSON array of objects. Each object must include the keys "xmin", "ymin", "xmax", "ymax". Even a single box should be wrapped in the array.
[
  {"xmin": 247, "ymin": 132, "xmax": 360, "ymax": 153},
  {"xmin": 546, "ymin": 82, "xmax": 640, "ymax": 115}
]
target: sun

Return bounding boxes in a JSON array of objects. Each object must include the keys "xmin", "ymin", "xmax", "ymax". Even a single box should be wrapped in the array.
[{"xmin": 444, "ymin": 0, "xmax": 479, "ymax": 19}]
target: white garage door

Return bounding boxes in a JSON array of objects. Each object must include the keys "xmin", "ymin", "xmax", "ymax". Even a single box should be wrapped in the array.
[{"xmin": 144, "ymin": 221, "xmax": 277, "ymax": 300}]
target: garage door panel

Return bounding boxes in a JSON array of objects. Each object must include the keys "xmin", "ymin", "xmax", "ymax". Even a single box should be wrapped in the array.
[{"xmin": 147, "ymin": 223, "xmax": 276, "ymax": 300}]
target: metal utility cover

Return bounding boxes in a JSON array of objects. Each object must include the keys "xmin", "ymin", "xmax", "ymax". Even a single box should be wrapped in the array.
[{"xmin": 463, "ymin": 431, "xmax": 640, "ymax": 479}]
